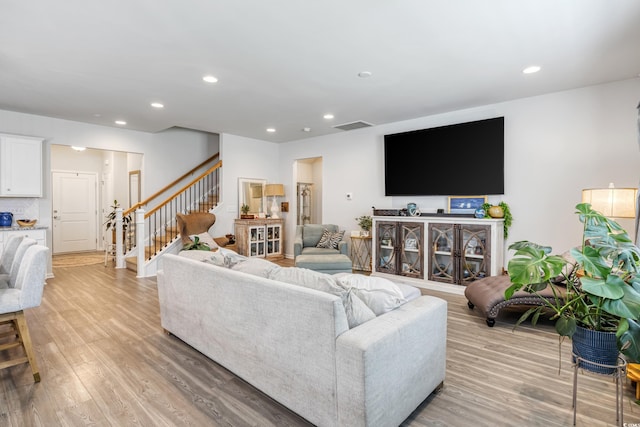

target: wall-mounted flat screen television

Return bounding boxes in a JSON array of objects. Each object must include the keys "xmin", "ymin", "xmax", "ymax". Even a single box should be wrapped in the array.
[{"xmin": 384, "ymin": 117, "xmax": 504, "ymax": 196}]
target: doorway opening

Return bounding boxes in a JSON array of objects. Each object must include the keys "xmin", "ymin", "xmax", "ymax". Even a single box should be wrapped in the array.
[
  {"xmin": 294, "ymin": 157, "xmax": 322, "ymax": 225},
  {"xmin": 51, "ymin": 145, "xmax": 143, "ymax": 255}
]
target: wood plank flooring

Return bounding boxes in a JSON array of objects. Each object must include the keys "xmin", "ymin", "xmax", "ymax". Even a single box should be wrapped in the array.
[{"xmin": 0, "ymin": 259, "xmax": 639, "ymax": 426}]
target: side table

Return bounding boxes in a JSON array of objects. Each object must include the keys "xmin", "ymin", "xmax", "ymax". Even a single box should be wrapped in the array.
[
  {"xmin": 572, "ymin": 353, "xmax": 626, "ymax": 426},
  {"xmin": 351, "ymin": 235, "xmax": 372, "ymax": 272}
]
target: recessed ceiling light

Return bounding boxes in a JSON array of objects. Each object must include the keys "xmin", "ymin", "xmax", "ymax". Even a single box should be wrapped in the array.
[
  {"xmin": 266, "ymin": 128, "xmax": 276, "ymax": 133},
  {"xmin": 151, "ymin": 102, "xmax": 164, "ymax": 109},
  {"xmin": 523, "ymin": 65, "xmax": 541, "ymax": 74},
  {"xmin": 323, "ymin": 114, "xmax": 334, "ymax": 120},
  {"xmin": 71, "ymin": 146, "xmax": 86, "ymax": 151},
  {"xmin": 202, "ymin": 75, "xmax": 218, "ymax": 83},
  {"xmin": 302, "ymin": 127, "xmax": 311, "ymax": 132},
  {"xmin": 115, "ymin": 120, "xmax": 127, "ymax": 125},
  {"xmin": 358, "ymin": 71, "xmax": 372, "ymax": 78}
]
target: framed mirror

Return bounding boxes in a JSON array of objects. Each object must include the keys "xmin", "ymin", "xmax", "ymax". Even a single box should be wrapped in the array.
[
  {"xmin": 238, "ymin": 178, "xmax": 266, "ymax": 217},
  {"xmin": 129, "ymin": 170, "xmax": 141, "ymax": 208}
]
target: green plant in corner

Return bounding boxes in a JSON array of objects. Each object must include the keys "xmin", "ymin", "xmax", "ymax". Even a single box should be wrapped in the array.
[
  {"xmin": 356, "ymin": 215, "xmax": 372, "ymax": 232},
  {"xmin": 182, "ymin": 235, "xmax": 211, "ymax": 251},
  {"xmin": 481, "ymin": 201, "xmax": 512, "ymax": 238},
  {"xmin": 505, "ymin": 202, "xmax": 640, "ymax": 365}
]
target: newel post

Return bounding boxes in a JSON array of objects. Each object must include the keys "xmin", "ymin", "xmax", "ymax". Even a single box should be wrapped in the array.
[
  {"xmin": 136, "ymin": 208, "xmax": 146, "ymax": 277},
  {"xmin": 115, "ymin": 208, "xmax": 125, "ymax": 269}
]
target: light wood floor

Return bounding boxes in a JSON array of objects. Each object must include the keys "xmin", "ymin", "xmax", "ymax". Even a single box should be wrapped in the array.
[{"xmin": 1, "ymin": 259, "xmax": 639, "ymax": 426}]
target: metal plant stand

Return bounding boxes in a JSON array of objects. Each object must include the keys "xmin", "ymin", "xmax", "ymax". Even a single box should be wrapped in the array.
[{"xmin": 572, "ymin": 353, "xmax": 626, "ymax": 426}]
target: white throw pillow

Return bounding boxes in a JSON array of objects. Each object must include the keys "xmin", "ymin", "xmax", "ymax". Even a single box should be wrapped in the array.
[
  {"xmin": 189, "ymin": 232, "xmax": 218, "ymax": 250},
  {"xmin": 335, "ymin": 273, "xmax": 407, "ymax": 315},
  {"xmin": 231, "ymin": 258, "xmax": 280, "ymax": 278},
  {"xmin": 269, "ymin": 267, "xmax": 374, "ymax": 328}
]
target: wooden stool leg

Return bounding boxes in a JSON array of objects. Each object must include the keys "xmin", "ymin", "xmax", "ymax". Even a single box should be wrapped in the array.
[
  {"xmin": 14, "ymin": 311, "xmax": 40, "ymax": 382},
  {"xmin": 636, "ymin": 382, "xmax": 640, "ymax": 401}
]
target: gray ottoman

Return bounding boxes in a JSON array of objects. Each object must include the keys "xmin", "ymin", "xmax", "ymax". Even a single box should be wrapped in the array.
[{"xmin": 295, "ymin": 254, "xmax": 353, "ymax": 274}]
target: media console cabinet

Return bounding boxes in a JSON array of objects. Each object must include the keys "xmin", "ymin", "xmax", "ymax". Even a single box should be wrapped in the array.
[{"xmin": 372, "ymin": 215, "xmax": 504, "ymax": 286}]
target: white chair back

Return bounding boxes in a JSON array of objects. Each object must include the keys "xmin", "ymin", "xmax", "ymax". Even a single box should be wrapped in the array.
[
  {"xmin": 0, "ymin": 235, "xmax": 25, "ymax": 274},
  {"xmin": 7, "ymin": 238, "xmax": 37, "ymax": 288},
  {"xmin": 11, "ymin": 245, "xmax": 48, "ymax": 311}
]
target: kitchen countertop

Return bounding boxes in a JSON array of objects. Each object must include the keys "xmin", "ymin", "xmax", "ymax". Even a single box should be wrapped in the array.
[{"xmin": 0, "ymin": 225, "xmax": 48, "ymax": 231}]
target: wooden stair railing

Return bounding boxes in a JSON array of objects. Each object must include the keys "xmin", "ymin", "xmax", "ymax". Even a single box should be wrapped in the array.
[{"xmin": 114, "ymin": 155, "xmax": 221, "ymax": 274}]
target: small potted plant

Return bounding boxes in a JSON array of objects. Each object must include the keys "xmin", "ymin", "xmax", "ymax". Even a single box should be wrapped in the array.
[
  {"xmin": 505, "ymin": 202, "xmax": 640, "ymax": 372},
  {"xmin": 240, "ymin": 204, "xmax": 254, "ymax": 219},
  {"xmin": 356, "ymin": 215, "xmax": 372, "ymax": 237},
  {"xmin": 104, "ymin": 200, "xmax": 132, "ymax": 241}
]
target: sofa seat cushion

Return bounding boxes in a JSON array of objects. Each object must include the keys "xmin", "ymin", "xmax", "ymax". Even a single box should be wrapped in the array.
[
  {"xmin": 300, "ymin": 247, "xmax": 341, "ymax": 256},
  {"xmin": 295, "ymin": 254, "xmax": 352, "ymax": 274}
]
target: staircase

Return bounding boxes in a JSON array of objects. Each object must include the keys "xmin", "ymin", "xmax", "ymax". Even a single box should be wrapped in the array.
[{"xmin": 112, "ymin": 154, "xmax": 222, "ymax": 277}]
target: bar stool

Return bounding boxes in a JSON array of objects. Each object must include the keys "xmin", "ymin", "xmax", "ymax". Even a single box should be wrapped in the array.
[{"xmin": 0, "ymin": 245, "xmax": 48, "ymax": 382}]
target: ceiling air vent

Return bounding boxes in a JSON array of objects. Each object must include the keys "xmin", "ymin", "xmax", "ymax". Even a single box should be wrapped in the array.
[{"xmin": 333, "ymin": 121, "xmax": 374, "ymax": 131}]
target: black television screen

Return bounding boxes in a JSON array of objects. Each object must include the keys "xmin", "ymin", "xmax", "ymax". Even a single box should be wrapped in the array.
[{"xmin": 384, "ymin": 117, "xmax": 504, "ymax": 196}]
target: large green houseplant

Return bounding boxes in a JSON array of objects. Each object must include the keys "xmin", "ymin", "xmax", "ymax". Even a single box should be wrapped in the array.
[{"xmin": 505, "ymin": 202, "xmax": 640, "ymax": 365}]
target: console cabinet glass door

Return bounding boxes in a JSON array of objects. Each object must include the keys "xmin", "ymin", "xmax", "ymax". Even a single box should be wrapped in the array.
[
  {"xmin": 249, "ymin": 225, "xmax": 266, "ymax": 257},
  {"xmin": 459, "ymin": 224, "xmax": 490, "ymax": 284},
  {"xmin": 266, "ymin": 224, "xmax": 281, "ymax": 257},
  {"xmin": 375, "ymin": 221, "xmax": 423, "ymax": 279},
  {"xmin": 399, "ymin": 222, "xmax": 423, "ymax": 279},
  {"xmin": 429, "ymin": 224, "xmax": 455, "ymax": 283},
  {"xmin": 376, "ymin": 221, "xmax": 397, "ymax": 275},
  {"xmin": 428, "ymin": 222, "xmax": 490, "ymax": 285}
]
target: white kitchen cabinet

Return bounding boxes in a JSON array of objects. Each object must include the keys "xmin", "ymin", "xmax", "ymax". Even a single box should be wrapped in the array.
[{"xmin": 0, "ymin": 133, "xmax": 44, "ymax": 197}]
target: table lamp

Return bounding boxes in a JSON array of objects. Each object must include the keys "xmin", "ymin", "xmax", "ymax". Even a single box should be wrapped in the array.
[{"xmin": 265, "ymin": 184, "xmax": 285, "ymax": 219}]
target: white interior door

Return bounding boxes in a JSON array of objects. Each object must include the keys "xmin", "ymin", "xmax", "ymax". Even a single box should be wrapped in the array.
[{"xmin": 52, "ymin": 171, "xmax": 98, "ymax": 254}]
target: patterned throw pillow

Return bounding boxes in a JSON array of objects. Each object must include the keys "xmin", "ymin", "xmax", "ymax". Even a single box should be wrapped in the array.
[{"xmin": 316, "ymin": 229, "xmax": 345, "ymax": 249}]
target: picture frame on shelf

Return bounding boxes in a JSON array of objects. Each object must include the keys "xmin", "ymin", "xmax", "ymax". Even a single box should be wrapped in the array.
[{"xmin": 447, "ymin": 195, "xmax": 487, "ymax": 214}]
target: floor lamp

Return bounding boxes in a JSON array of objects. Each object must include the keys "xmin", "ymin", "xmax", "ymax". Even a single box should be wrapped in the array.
[
  {"xmin": 265, "ymin": 184, "xmax": 285, "ymax": 219},
  {"xmin": 582, "ymin": 183, "xmax": 638, "ymax": 239}
]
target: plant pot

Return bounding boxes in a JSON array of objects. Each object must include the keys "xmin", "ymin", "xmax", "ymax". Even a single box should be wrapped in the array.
[
  {"xmin": 571, "ymin": 326, "xmax": 619, "ymax": 374},
  {"xmin": 240, "ymin": 214, "xmax": 255, "ymax": 219},
  {"xmin": 487, "ymin": 205, "xmax": 504, "ymax": 218}
]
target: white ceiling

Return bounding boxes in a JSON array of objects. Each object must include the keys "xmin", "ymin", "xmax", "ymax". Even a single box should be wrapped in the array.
[{"xmin": 1, "ymin": 1, "xmax": 639, "ymax": 143}]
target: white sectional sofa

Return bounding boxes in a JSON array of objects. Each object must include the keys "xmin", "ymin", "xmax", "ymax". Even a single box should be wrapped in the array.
[{"xmin": 157, "ymin": 252, "xmax": 447, "ymax": 427}]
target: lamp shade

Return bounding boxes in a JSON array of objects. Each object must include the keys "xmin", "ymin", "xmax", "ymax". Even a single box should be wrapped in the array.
[
  {"xmin": 582, "ymin": 187, "xmax": 638, "ymax": 218},
  {"xmin": 265, "ymin": 184, "xmax": 285, "ymax": 197}
]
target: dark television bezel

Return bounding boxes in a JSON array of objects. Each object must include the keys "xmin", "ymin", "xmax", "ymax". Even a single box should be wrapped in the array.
[{"xmin": 384, "ymin": 117, "xmax": 504, "ymax": 196}]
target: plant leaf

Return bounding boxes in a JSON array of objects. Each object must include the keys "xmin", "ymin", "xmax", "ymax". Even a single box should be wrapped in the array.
[
  {"xmin": 555, "ymin": 316, "xmax": 576, "ymax": 337},
  {"xmin": 619, "ymin": 318, "xmax": 640, "ymax": 363}
]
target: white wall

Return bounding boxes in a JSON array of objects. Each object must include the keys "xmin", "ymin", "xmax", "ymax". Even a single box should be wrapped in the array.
[
  {"xmin": 277, "ymin": 78, "xmax": 640, "ymax": 265},
  {"xmin": 215, "ymin": 133, "xmax": 281, "ymax": 237}
]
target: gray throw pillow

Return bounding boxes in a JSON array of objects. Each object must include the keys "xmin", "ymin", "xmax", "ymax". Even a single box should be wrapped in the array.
[{"xmin": 316, "ymin": 229, "xmax": 345, "ymax": 249}]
